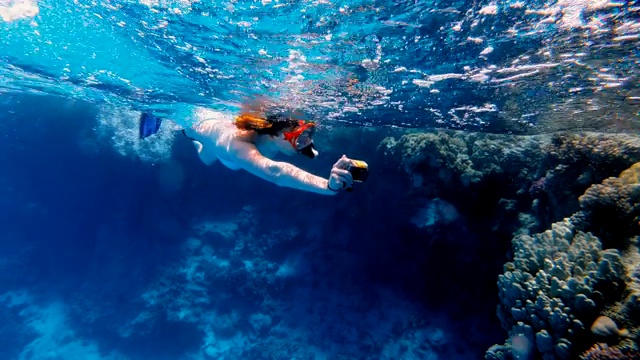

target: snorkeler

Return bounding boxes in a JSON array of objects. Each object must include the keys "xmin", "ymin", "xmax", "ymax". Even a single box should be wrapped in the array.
[{"xmin": 139, "ymin": 109, "xmax": 354, "ymax": 195}]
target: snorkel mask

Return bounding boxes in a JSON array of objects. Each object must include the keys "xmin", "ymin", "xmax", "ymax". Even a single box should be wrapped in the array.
[{"xmin": 283, "ymin": 120, "xmax": 318, "ymax": 158}]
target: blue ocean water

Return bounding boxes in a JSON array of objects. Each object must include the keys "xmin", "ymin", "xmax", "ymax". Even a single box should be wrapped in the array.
[{"xmin": 1, "ymin": 1, "xmax": 640, "ymax": 359}]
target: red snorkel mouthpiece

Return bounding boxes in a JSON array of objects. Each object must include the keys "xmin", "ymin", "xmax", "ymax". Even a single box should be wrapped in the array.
[{"xmin": 284, "ymin": 121, "xmax": 317, "ymax": 154}]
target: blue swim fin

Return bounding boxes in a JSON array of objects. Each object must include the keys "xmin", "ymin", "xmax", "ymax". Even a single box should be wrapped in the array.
[{"xmin": 139, "ymin": 112, "xmax": 162, "ymax": 139}]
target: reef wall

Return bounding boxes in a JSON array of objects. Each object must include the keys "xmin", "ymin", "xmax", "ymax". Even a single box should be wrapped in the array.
[
  {"xmin": 379, "ymin": 130, "xmax": 640, "ymax": 236},
  {"xmin": 376, "ymin": 130, "xmax": 640, "ymax": 359}
]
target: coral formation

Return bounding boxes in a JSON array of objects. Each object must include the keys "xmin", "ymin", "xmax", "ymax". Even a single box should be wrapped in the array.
[
  {"xmin": 487, "ymin": 162, "xmax": 640, "ymax": 359},
  {"xmin": 379, "ymin": 130, "xmax": 539, "ymax": 198},
  {"xmin": 580, "ymin": 343, "xmax": 640, "ymax": 360},
  {"xmin": 576, "ymin": 163, "xmax": 640, "ymax": 248},
  {"xmin": 380, "ymin": 131, "xmax": 640, "ymax": 234},
  {"xmin": 590, "ymin": 316, "xmax": 630, "ymax": 339},
  {"xmin": 379, "ymin": 130, "xmax": 640, "ymax": 360},
  {"xmin": 491, "ymin": 219, "xmax": 626, "ymax": 359},
  {"xmin": 113, "ymin": 207, "xmax": 469, "ymax": 359}
]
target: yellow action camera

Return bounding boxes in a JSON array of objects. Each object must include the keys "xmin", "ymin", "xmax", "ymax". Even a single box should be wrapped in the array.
[{"xmin": 349, "ymin": 160, "xmax": 369, "ymax": 182}]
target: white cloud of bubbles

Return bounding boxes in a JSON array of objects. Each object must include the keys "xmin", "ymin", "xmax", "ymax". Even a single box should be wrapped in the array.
[
  {"xmin": 1, "ymin": 290, "xmax": 126, "ymax": 360},
  {"xmin": 0, "ymin": 0, "xmax": 39, "ymax": 22},
  {"xmin": 96, "ymin": 106, "xmax": 176, "ymax": 163}
]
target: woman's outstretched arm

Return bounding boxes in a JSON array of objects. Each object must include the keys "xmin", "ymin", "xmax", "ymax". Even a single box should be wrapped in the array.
[{"xmin": 231, "ymin": 140, "xmax": 353, "ymax": 195}]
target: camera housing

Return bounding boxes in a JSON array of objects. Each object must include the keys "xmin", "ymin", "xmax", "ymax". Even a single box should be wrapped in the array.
[{"xmin": 348, "ymin": 160, "xmax": 369, "ymax": 182}]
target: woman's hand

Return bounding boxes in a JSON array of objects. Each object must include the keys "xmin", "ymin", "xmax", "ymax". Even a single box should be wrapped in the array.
[{"xmin": 328, "ymin": 155, "xmax": 354, "ymax": 191}]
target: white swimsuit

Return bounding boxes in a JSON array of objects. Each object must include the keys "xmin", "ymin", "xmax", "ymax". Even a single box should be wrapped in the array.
[
  {"xmin": 182, "ymin": 108, "xmax": 280, "ymax": 170},
  {"xmin": 183, "ymin": 110, "xmax": 241, "ymax": 169}
]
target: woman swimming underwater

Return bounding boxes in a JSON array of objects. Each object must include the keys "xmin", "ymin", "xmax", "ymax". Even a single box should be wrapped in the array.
[{"xmin": 139, "ymin": 109, "xmax": 355, "ymax": 195}]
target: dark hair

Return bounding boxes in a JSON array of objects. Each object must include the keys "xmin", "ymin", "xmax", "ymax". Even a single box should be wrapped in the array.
[{"xmin": 234, "ymin": 113, "xmax": 299, "ymax": 136}]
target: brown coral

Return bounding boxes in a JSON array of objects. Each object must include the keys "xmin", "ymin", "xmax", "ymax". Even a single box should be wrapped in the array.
[
  {"xmin": 577, "ymin": 163, "xmax": 640, "ymax": 248},
  {"xmin": 580, "ymin": 343, "xmax": 640, "ymax": 360},
  {"xmin": 619, "ymin": 163, "xmax": 640, "ymax": 185},
  {"xmin": 548, "ymin": 133, "xmax": 640, "ymax": 166},
  {"xmin": 591, "ymin": 316, "xmax": 630, "ymax": 339}
]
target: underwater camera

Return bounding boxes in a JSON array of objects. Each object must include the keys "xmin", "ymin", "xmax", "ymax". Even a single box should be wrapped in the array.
[
  {"xmin": 346, "ymin": 160, "xmax": 369, "ymax": 192},
  {"xmin": 349, "ymin": 160, "xmax": 369, "ymax": 182}
]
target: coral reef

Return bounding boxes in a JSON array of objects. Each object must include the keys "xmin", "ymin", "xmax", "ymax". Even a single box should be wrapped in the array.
[
  {"xmin": 580, "ymin": 343, "xmax": 640, "ymax": 360},
  {"xmin": 378, "ymin": 130, "xmax": 540, "ymax": 199},
  {"xmin": 590, "ymin": 316, "xmax": 630, "ymax": 340},
  {"xmin": 378, "ymin": 130, "xmax": 640, "ymax": 360},
  {"xmin": 0, "ymin": 291, "xmax": 126, "ymax": 360},
  {"xmin": 487, "ymin": 162, "xmax": 640, "ymax": 359},
  {"xmin": 576, "ymin": 163, "xmax": 640, "ymax": 248},
  {"xmin": 380, "ymin": 131, "xmax": 640, "ymax": 235},
  {"xmin": 491, "ymin": 219, "xmax": 626, "ymax": 359},
  {"xmin": 113, "ymin": 207, "xmax": 469, "ymax": 359}
]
